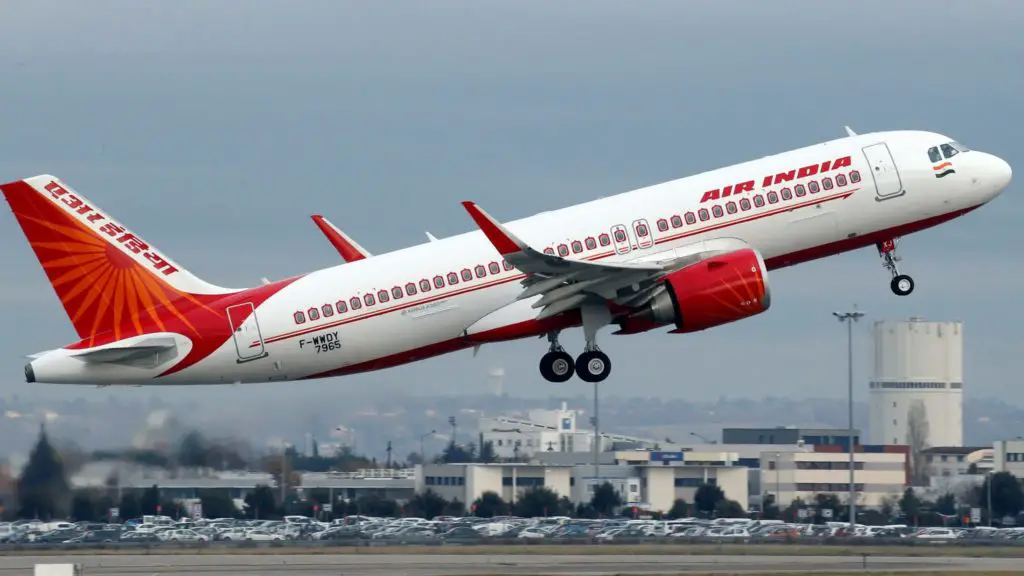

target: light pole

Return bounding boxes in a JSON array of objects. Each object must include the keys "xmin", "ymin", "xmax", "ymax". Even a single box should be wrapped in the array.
[
  {"xmin": 420, "ymin": 430, "xmax": 435, "ymax": 464},
  {"xmin": 987, "ymin": 470, "xmax": 993, "ymax": 526},
  {"xmin": 774, "ymin": 451, "xmax": 781, "ymax": 516},
  {"xmin": 833, "ymin": 306, "xmax": 865, "ymax": 532}
]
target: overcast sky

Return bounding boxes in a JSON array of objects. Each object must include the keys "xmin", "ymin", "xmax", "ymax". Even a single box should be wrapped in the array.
[{"xmin": 0, "ymin": 1, "xmax": 1020, "ymax": 410}]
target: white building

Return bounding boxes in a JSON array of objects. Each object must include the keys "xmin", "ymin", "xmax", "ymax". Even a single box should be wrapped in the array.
[
  {"xmin": 761, "ymin": 449, "xmax": 908, "ymax": 508},
  {"xmin": 868, "ymin": 318, "xmax": 963, "ymax": 447},
  {"xmin": 992, "ymin": 440, "xmax": 1024, "ymax": 476}
]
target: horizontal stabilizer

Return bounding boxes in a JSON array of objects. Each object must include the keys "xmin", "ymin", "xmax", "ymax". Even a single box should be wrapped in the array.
[{"xmin": 69, "ymin": 337, "xmax": 178, "ymax": 364}]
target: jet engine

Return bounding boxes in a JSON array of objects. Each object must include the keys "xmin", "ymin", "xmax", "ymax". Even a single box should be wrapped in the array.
[{"xmin": 630, "ymin": 247, "xmax": 771, "ymax": 333}]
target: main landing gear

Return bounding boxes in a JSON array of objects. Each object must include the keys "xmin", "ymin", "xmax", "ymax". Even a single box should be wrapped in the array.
[
  {"xmin": 539, "ymin": 304, "xmax": 613, "ymax": 383},
  {"xmin": 878, "ymin": 238, "xmax": 914, "ymax": 296}
]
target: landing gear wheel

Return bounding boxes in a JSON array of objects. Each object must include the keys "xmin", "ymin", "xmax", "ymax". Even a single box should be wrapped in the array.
[
  {"xmin": 575, "ymin": 350, "xmax": 611, "ymax": 383},
  {"xmin": 540, "ymin": 351, "xmax": 575, "ymax": 382},
  {"xmin": 891, "ymin": 274, "xmax": 914, "ymax": 296}
]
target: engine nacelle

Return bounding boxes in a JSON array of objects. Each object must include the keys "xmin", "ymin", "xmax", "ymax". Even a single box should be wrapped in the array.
[{"xmin": 639, "ymin": 247, "xmax": 771, "ymax": 333}]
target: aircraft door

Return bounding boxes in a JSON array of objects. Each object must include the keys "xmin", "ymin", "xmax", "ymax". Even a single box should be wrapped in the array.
[
  {"xmin": 861, "ymin": 143, "xmax": 905, "ymax": 200},
  {"xmin": 610, "ymin": 224, "xmax": 631, "ymax": 254},
  {"xmin": 631, "ymin": 219, "xmax": 654, "ymax": 249},
  {"xmin": 227, "ymin": 303, "xmax": 268, "ymax": 362}
]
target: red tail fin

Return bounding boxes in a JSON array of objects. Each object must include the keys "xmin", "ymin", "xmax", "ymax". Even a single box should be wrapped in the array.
[{"xmin": 1, "ymin": 175, "xmax": 234, "ymax": 345}]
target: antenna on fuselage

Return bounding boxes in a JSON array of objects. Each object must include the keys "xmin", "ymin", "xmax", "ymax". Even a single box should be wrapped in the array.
[
  {"xmin": 425, "ymin": 231, "xmax": 438, "ymax": 242},
  {"xmin": 844, "ymin": 126, "xmax": 857, "ymax": 137}
]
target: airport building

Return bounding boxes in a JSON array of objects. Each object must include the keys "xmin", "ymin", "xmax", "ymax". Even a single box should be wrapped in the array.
[
  {"xmin": 992, "ymin": 440, "xmax": 1024, "ymax": 476},
  {"xmin": 761, "ymin": 445, "xmax": 909, "ymax": 508},
  {"xmin": 868, "ymin": 318, "xmax": 964, "ymax": 447},
  {"xmin": 723, "ymin": 427, "xmax": 859, "ymax": 448},
  {"xmin": 923, "ymin": 446, "xmax": 991, "ymax": 478}
]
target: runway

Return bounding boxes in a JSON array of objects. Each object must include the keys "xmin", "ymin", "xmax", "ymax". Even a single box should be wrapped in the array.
[{"xmin": 3, "ymin": 553, "xmax": 1022, "ymax": 575}]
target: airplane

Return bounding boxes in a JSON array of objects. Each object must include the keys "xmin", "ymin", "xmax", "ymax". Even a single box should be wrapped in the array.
[{"xmin": 0, "ymin": 129, "xmax": 1011, "ymax": 387}]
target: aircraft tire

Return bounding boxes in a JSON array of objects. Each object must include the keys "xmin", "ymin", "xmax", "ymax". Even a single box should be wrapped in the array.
[
  {"xmin": 540, "ymin": 351, "xmax": 575, "ymax": 382},
  {"xmin": 891, "ymin": 274, "xmax": 914, "ymax": 296},
  {"xmin": 576, "ymin": 350, "xmax": 611, "ymax": 382}
]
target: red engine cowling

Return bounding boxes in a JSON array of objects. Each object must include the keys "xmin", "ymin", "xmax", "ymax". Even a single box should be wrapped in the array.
[{"xmin": 637, "ymin": 247, "xmax": 771, "ymax": 333}]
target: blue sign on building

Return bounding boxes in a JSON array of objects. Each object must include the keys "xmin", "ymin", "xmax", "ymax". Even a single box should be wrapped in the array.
[
  {"xmin": 649, "ymin": 451, "xmax": 684, "ymax": 462},
  {"xmin": 561, "ymin": 417, "xmax": 572, "ymax": 430}
]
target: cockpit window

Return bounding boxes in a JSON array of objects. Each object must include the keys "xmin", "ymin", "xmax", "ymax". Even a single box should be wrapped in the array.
[
  {"xmin": 928, "ymin": 147, "xmax": 942, "ymax": 163},
  {"xmin": 940, "ymin": 143, "xmax": 959, "ymax": 159}
]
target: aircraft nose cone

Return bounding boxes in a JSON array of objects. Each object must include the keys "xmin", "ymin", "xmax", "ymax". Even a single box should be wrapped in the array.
[{"xmin": 992, "ymin": 155, "xmax": 1012, "ymax": 191}]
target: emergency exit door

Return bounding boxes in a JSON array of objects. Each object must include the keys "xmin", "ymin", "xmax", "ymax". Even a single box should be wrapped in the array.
[{"xmin": 862, "ymin": 143, "xmax": 905, "ymax": 200}]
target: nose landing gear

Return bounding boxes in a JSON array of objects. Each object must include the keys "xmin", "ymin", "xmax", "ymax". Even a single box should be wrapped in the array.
[{"xmin": 878, "ymin": 238, "xmax": 914, "ymax": 296}]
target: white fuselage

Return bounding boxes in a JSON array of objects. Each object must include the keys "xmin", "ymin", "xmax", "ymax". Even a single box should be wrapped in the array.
[{"xmin": 26, "ymin": 130, "xmax": 1010, "ymax": 385}]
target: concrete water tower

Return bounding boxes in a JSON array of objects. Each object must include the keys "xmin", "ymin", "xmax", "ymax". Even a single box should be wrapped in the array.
[{"xmin": 868, "ymin": 318, "xmax": 963, "ymax": 447}]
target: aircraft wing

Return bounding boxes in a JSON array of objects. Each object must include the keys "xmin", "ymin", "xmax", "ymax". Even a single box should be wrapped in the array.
[
  {"xmin": 311, "ymin": 215, "xmax": 372, "ymax": 262},
  {"xmin": 462, "ymin": 201, "xmax": 712, "ymax": 318}
]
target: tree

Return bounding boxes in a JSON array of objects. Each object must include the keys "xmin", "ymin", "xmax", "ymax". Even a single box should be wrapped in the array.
[
  {"xmin": 405, "ymin": 451, "xmax": 423, "ymax": 466},
  {"xmin": 906, "ymin": 400, "xmax": 931, "ymax": 486},
  {"xmin": 512, "ymin": 486, "xmax": 560, "ymax": 518},
  {"xmin": 477, "ymin": 441, "xmax": 496, "ymax": 464},
  {"xmin": 441, "ymin": 441, "xmax": 476, "ymax": 464},
  {"xmin": 783, "ymin": 497, "xmax": 806, "ymax": 522},
  {"xmin": 443, "ymin": 498, "xmax": 466, "ymax": 517},
  {"xmin": 178, "ymin": 431, "xmax": 209, "ymax": 468},
  {"xmin": 406, "ymin": 489, "xmax": 448, "ymax": 519},
  {"xmin": 899, "ymin": 487, "xmax": 922, "ymax": 522},
  {"xmin": 199, "ymin": 489, "xmax": 241, "ymax": 518},
  {"xmin": 934, "ymin": 492, "xmax": 957, "ymax": 516},
  {"xmin": 714, "ymin": 499, "xmax": 745, "ymax": 518},
  {"xmin": 590, "ymin": 482, "xmax": 622, "ymax": 517},
  {"xmin": 760, "ymin": 494, "xmax": 779, "ymax": 520},
  {"xmin": 17, "ymin": 425, "xmax": 71, "ymax": 520},
  {"xmin": 879, "ymin": 495, "xmax": 896, "ymax": 521},
  {"xmin": 977, "ymin": 472, "xmax": 1024, "ymax": 521},
  {"xmin": 814, "ymin": 493, "xmax": 841, "ymax": 522},
  {"xmin": 693, "ymin": 483, "xmax": 725, "ymax": 515},
  {"xmin": 118, "ymin": 493, "xmax": 142, "ymax": 520},
  {"xmin": 71, "ymin": 491, "xmax": 98, "ymax": 522},
  {"xmin": 471, "ymin": 491, "xmax": 508, "ymax": 518},
  {"xmin": 667, "ymin": 498, "xmax": 690, "ymax": 519},
  {"xmin": 244, "ymin": 485, "xmax": 279, "ymax": 519},
  {"xmin": 140, "ymin": 485, "xmax": 161, "ymax": 515}
]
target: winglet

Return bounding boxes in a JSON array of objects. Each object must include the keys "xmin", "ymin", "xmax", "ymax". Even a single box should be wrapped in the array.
[
  {"xmin": 844, "ymin": 126, "xmax": 857, "ymax": 137},
  {"xmin": 425, "ymin": 231, "xmax": 438, "ymax": 242},
  {"xmin": 461, "ymin": 201, "xmax": 526, "ymax": 256},
  {"xmin": 311, "ymin": 215, "xmax": 372, "ymax": 262}
]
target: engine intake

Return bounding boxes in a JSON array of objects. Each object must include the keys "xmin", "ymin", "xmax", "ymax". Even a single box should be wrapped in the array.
[{"xmin": 641, "ymin": 247, "xmax": 771, "ymax": 333}]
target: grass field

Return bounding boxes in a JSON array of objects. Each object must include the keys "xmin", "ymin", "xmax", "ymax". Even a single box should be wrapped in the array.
[{"xmin": 5, "ymin": 543, "xmax": 1024, "ymax": 557}]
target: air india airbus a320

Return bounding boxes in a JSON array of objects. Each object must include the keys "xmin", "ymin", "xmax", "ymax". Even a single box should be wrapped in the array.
[{"xmin": 1, "ymin": 129, "xmax": 1011, "ymax": 386}]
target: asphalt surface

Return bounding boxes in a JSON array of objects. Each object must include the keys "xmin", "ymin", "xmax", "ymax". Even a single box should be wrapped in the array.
[{"xmin": 3, "ymin": 554, "xmax": 1022, "ymax": 575}]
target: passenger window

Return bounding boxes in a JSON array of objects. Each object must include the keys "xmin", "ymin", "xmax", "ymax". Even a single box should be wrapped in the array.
[
  {"xmin": 808, "ymin": 181, "xmax": 820, "ymax": 193},
  {"xmin": 822, "ymin": 177, "xmax": 833, "ymax": 190},
  {"xmin": 447, "ymin": 272, "xmax": 459, "ymax": 285},
  {"xmin": 726, "ymin": 201, "xmax": 737, "ymax": 214},
  {"xmin": 739, "ymin": 198, "xmax": 751, "ymax": 211},
  {"xmin": 656, "ymin": 219, "xmax": 669, "ymax": 232},
  {"xmin": 635, "ymin": 223, "xmax": 649, "ymax": 237},
  {"xmin": 475, "ymin": 265, "xmax": 486, "ymax": 278},
  {"xmin": 433, "ymin": 276, "xmax": 444, "ymax": 289},
  {"xmin": 364, "ymin": 293, "xmax": 375, "ymax": 306},
  {"xmin": 794, "ymin": 184, "xmax": 806, "ymax": 197},
  {"xmin": 599, "ymin": 234, "xmax": 611, "ymax": 246},
  {"xmin": 377, "ymin": 289, "xmax": 389, "ymax": 303},
  {"xmin": 421, "ymin": 279, "xmax": 433, "ymax": 292},
  {"xmin": 308, "ymin": 307, "xmax": 320, "ymax": 321},
  {"xmin": 835, "ymin": 174, "xmax": 848, "ymax": 187},
  {"xmin": 767, "ymin": 191, "xmax": 778, "ymax": 204},
  {"xmin": 711, "ymin": 205, "xmax": 724, "ymax": 218},
  {"xmin": 293, "ymin": 311, "xmax": 306, "ymax": 324},
  {"xmin": 503, "ymin": 260, "xmax": 514, "ymax": 271},
  {"xmin": 928, "ymin": 146, "xmax": 942, "ymax": 162},
  {"xmin": 850, "ymin": 170, "xmax": 861, "ymax": 183},
  {"xmin": 571, "ymin": 240, "xmax": 583, "ymax": 253},
  {"xmin": 392, "ymin": 286, "xmax": 404, "ymax": 299},
  {"xmin": 405, "ymin": 283, "xmax": 417, "ymax": 296},
  {"xmin": 321, "ymin": 304, "xmax": 334, "ymax": 318},
  {"xmin": 558, "ymin": 244, "xmax": 569, "ymax": 256},
  {"xmin": 670, "ymin": 215, "xmax": 683, "ymax": 228},
  {"xmin": 685, "ymin": 212, "xmax": 697, "ymax": 225},
  {"xmin": 698, "ymin": 208, "xmax": 709, "ymax": 221},
  {"xmin": 488, "ymin": 262, "xmax": 500, "ymax": 275},
  {"xmin": 544, "ymin": 247, "xmax": 555, "ymax": 255},
  {"xmin": 585, "ymin": 237, "xmax": 597, "ymax": 250},
  {"xmin": 350, "ymin": 297, "xmax": 362, "ymax": 310},
  {"xmin": 614, "ymin": 229, "xmax": 627, "ymax": 242},
  {"xmin": 753, "ymin": 195, "xmax": 765, "ymax": 207},
  {"xmin": 781, "ymin": 188, "xmax": 792, "ymax": 200},
  {"xmin": 461, "ymin": 269, "xmax": 472, "ymax": 282},
  {"xmin": 940, "ymin": 143, "xmax": 958, "ymax": 159},
  {"xmin": 335, "ymin": 300, "xmax": 348, "ymax": 313}
]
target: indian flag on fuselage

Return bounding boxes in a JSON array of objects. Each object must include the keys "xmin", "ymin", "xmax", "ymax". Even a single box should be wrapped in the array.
[{"xmin": 933, "ymin": 160, "xmax": 955, "ymax": 178}]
